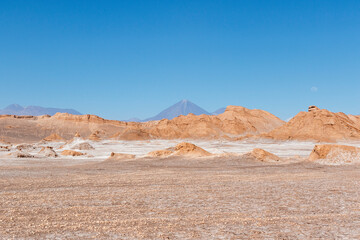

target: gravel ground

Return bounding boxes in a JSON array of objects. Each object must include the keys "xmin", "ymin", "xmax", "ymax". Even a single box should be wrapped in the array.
[{"xmin": 0, "ymin": 156, "xmax": 360, "ymax": 239}]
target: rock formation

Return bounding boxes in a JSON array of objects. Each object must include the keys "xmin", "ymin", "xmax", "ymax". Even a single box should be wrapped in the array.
[
  {"xmin": 147, "ymin": 149, "xmax": 174, "ymax": 158},
  {"xmin": 38, "ymin": 146, "xmax": 58, "ymax": 157},
  {"xmin": 88, "ymin": 132, "xmax": 101, "ymax": 141},
  {"xmin": 245, "ymin": 148, "xmax": 281, "ymax": 162},
  {"xmin": 0, "ymin": 105, "xmax": 284, "ymax": 143},
  {"xmin": 147, "ymin": 142, "xmax": 212, "ymax": 158},
  {"xmin": 5, "ymin": 105, "xmax": 360, "ymax": 143},
  {"xmin": 0, "ymin": 145, "xmax": 10, "ymax": 151},
  {"xmin": 16, "ymin": 144, "xmax": 35, "ymax": 151},
  {"xmin": 9, "ymin": 152, "xmax": 34, "ymax": 158},
  {"xmin": 43, "ymin": 133, "xmax": 65, "ymax": 142},
  {"xmin": 61, "ymin": 150, "xmax": 85, "ymax": 156},
  {"xmin": 71, "ymin": 142, "xmax": 94, "ymax": 150},
  {"xmin": 265, "ymin": 106, "xmax": 360, "ymax": 142},
  {"xmin": 309, "ymin": 144, "xmax": 360, "ymax": 164}
]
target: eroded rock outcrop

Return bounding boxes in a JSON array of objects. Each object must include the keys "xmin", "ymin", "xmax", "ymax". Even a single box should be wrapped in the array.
[
  {"xmin": 9, "ymin": 151, "xmax": 34, "ymax": 158},
  {"xmin": 71, "ymin": 142, "xmax": 94, "ymax": 150},
  {"xmin": 0, "ymin": 145, "xmax": 10, "ymax": 151},
  {"xmin": 0, "ymin": 105, "xmax": 285, "ymax": 142},
  {"xmin": 16, "ymin": 144, "xmax": 35, "ymax": 151},
  {"xmin": 147, "ymin": 142, "xmax": 212, "ymax": 158},
  {"xmin": 61, "ymin": 150, "xmax": 84, "ymax": 156},
  {"xmin": 265, "ymin": 106, "xmax": 360, "ymax": 142},
  {"xmin": 245, "ymin": 148, "xmax": 281, "ymax": 162},
  {"xmin": 308, "ymin": 144, "xmax": 360, "ymax": 164},
  {"xmin": 38, "ymin": 146, "xmax": 58, "ymax": 157},
  {"xmin": 43, "ymin": 133, "xmax": 64, "ymax": 142},
  {"xmin": 88, "ymin": 132, "xmax": 101, "ymax": 141},
  {"xmin": 147, "ymin": 149, "xmax": 173, "ymax": 158}
]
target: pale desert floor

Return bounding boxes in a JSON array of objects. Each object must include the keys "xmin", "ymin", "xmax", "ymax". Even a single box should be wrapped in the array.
[{"xmin": 1, "ymin": 140, "xmax": 360, "ymax": 239}]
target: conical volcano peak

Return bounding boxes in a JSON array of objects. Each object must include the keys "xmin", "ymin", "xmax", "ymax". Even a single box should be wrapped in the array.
[{"xmin": 144, "ymin": 100, "xmax": 211, "ymax": 121}]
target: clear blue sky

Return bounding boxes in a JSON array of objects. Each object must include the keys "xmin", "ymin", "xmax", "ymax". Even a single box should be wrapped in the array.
[{"xmin": 1, "ymin": 0, "xmax": 359, "ymax": 120}]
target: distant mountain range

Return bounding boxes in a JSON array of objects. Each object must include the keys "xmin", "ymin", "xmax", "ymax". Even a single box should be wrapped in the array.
[
  {"xmin": 0, "ymin": 104, "xmax": 81, "ymax": 116},
  {"xmin": 1, "ymin": 101, "xmax": 224, "ymax": 121},
  {"xmin": 124, "ymin": 100, "xmax": 225, "ymax": 122}
]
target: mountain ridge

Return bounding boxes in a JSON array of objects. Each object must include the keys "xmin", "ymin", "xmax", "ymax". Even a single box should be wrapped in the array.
[{"xmin": 0, "ymin": 104, "xmax": 81, "ymax": 116}]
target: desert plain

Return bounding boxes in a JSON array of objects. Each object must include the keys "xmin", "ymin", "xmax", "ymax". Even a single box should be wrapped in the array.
[{"xmin": 1, "ymin": 106, "xmax": 360, "ymax": 239}]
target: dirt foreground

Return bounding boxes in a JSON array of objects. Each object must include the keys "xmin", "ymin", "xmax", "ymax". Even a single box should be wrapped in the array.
[{"xmin": 1, "ymin": 156, "xmax": 360, "ymax": 239}]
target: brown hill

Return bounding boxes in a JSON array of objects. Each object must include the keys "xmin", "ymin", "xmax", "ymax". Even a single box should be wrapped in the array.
[
  {"xmin": 0, "ymin": 106, "xmax": 284, "ymax": 143},
  {"xmin": 265, "ymin": 106, "xmax": 360, "ymax": 142},
  {"xmin": 147, "ymin": 142, "xmax": 212, "ymax": 158},
  {"xmin": 127, "ymin": 106, "xmax": 284, "ymax": 140}
]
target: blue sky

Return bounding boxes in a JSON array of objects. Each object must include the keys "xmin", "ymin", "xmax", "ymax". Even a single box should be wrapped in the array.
[{"xmin": 1, "ymin": 0, "xmax": 359, "ymax": 120}]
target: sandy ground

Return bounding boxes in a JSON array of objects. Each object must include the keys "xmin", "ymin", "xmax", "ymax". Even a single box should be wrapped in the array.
[{"xmin": 1, "ymin": 154, "xmax": 360, "ymax": 239}]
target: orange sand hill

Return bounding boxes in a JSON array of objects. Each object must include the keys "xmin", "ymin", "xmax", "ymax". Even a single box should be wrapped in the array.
[
  {"xmin": 147, "ymin": 142, "xmax": 212, "ymax": 158},
  {"xmin": 0, "ymin": 106, "xmax": 284, "ymax": 143},
  {"xmin": 265, "ymin": 106, "xmax": 360, "ymax": 142}
]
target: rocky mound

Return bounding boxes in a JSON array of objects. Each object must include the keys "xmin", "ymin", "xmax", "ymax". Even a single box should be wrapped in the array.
[
  {"xmin": 16, "ymin": 144, "xmax": 35, "ymax": 151},
  {"xmin": 88, "ymin": 132, "xmax": 101, "ymax": 141},
  {"xmin": 43, "ymin": 133, "xmax": 64, "ymax": 142},
  {"xmin": 71, "ymin": 142, "xmax": 94, "ymax": 150},
  {"xmin": 147, "ymin": 149, "xmax": 173, "ymax": 158},
  {"xmin": 147, "ymin": 142, "xmax": 212, "ymax": 158},
  {"xmin": 0, "ymin": 145, "xmax": 10, "ymax": 152},
  {"xmin": 266, "ymin": 106, "xmax": 360, "ymax": 142},
  {"xmin": 107, "ymin": 152, "xmax": 136, "ymax": 161},
  {"xmin": 38, "ymin": 146, "xmax": 58, "ymax": 157},
  {"xmin": 9, "ymin": 151, "xmax": 34, "ymax": 158},
  {"xmin": 245, "ymin": 148, "xmax": 281, "ymax": 162},
  {"xmin": 309, "ymin": 144, "xmax": 360, "ymax": 164},
  {"xmin": 173, "ymin": 142, "xmax": 212, "ymax": 157},
  {"xmin": 61, "ymin": 150, "xmax": 85, "ymax": 157}
]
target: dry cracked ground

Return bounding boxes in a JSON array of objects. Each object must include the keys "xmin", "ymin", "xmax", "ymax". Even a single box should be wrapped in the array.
[{"xmin": 0, "ymin": 156, "xmax": 360, "ymax": 239}]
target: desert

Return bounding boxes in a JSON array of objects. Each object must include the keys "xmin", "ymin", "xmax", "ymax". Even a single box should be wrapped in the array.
[
  {"xmin": 2, "ymin": 1, "xmax": 360, "ymax": 238},
  {"xmin": 1, "ymin": 105, "xmax": 360, "ymax": 239}
]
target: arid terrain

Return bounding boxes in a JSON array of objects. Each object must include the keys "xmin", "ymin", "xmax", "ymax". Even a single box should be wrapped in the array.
[
  {"xmin": 0, "ymin": 139, "xmax": 360, "ymax": 239},
  {"xmin": 1, "ymin": 105, "xmax": 360, "ymax": 239}
]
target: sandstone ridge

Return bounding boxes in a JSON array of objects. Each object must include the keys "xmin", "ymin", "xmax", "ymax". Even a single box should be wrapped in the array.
[
  {"xmin": 265, "ymin": 106, "xmax": 360, "ymax": 142},
  {"xmin": 0, "ymin": 105, "xmax": 284, "ymax": 143}
]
